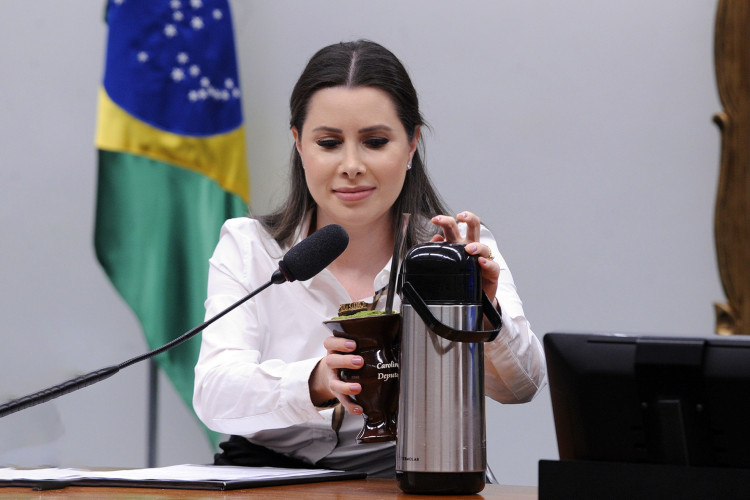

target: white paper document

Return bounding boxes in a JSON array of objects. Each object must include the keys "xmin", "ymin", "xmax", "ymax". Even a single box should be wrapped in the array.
[{"xmin": 0, "ymin": 464, "xmax": 364, "ymax": 490}]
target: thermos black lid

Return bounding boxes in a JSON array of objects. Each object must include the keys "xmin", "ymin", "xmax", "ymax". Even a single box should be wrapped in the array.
[{"xmin": 399, "ymin": 242, "xmax": 482, "ymax": 305}]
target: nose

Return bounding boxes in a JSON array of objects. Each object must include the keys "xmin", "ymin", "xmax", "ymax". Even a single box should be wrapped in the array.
[{"xmin": 340, "ymin": 144, "xmax": 365, "ymax": 178}]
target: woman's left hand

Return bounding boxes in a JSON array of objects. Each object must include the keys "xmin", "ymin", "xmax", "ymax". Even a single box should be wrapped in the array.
[{"xmin": 431, "ymin": 211, "xmax": 500, "ymax": 306}]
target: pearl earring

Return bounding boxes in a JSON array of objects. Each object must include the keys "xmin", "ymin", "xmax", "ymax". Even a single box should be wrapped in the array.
[{"xmin": 406, "ymin": 161, "xmax": 412, "ymax": 170}]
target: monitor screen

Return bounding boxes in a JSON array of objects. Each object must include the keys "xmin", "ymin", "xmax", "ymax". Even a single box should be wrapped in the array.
[{"xmin": 544, "ymin": 332, "xmax": 750, "ymax": 468}]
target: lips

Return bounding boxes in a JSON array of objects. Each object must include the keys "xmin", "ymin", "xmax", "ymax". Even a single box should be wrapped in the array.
[{"xmin": 333, "ymin": 186, "xmax": 375, "ymax": 202}]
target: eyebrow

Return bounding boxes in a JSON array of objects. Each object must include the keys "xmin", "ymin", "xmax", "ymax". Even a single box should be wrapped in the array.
[
  {"xmin": 359, "ymin": 124, "xmax": 393, "ymax": 133},
  {"xmin": 311, "ymin": 124, "xmax": 394, "ymax": 134}
]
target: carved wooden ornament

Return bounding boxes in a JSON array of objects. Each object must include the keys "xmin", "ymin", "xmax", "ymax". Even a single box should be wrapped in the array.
[{"xmin": 713, "ymin": 0, "xmax": 750, "ymax": 335}]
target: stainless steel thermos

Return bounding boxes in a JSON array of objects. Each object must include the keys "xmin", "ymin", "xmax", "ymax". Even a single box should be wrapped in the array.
[{"xmin": 396, "ymin": 242, "xmax": 503, "ymax": 495}]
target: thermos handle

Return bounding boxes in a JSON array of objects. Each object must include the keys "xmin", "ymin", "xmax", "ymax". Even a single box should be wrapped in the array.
[{"xmin": 402, "ymin": 281, "xmax": 502, "ymax": 343}]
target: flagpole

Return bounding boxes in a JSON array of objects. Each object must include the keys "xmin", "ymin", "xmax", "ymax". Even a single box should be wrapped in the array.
[{"xmin": 147, "ymin": 359, "xmax": 158, "ymax": 467}]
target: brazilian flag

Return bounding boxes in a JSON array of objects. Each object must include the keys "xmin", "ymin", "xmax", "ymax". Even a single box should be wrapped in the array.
[{"xmin": 94, "ymin": 0, "xmax": 248, "ymax": 447}]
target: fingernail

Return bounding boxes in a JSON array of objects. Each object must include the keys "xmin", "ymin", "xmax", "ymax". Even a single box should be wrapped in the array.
[
  {"xmin": 349, "ymin": 384, "xmax": 360, "ymax": 392},
  {"xmin": 344, "ymin": 341, "xmax": 356, "ymax": 350},
  {"xmin": 460, "ymin": 212, "xmax": 468, "ymax": 219},
  {"xmin": 352, "ymin": 357, "xmax": 363, "ymax": 366},
  {"xmin": 353, "ymin": 407, "xmax": 363, "ymax": 414},
  {"xmin": 468, "ymin": 244, "xmax": 478, "ymax": 253},
  {"xmin": 433, "ymin": 215, "xmax": 441, "ymax": 222}
]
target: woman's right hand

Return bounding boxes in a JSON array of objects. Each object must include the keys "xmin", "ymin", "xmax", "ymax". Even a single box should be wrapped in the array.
[{"xmin": 309, "ymin": 336, "xmax": 364, "ymax": 414}]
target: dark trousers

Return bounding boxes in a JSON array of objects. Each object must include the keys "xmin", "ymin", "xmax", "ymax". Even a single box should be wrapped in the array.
[{"xmin": 213, "ymin": 435, "xmax": 319, "ymax": 469}]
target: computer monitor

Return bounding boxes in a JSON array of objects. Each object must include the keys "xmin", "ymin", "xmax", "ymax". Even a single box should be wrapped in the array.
[{"xmin": 544, "ymin": 331, "xmax": 750, "ymax": 468}]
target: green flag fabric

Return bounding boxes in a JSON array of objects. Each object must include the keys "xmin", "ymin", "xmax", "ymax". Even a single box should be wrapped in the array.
[{"xmin": 94, "ymin": 0, "xmax": 249, "ymax": 448}]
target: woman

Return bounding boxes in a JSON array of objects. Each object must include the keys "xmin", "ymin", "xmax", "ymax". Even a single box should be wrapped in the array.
[{"xmin": 193, "ymin": 40, "xmax": 546, "ymax": 477}]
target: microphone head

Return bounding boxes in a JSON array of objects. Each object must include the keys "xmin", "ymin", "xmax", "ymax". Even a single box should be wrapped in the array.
[{"xmin": 278, "ymin": 224, "xmax": 349, "ymax": 282}]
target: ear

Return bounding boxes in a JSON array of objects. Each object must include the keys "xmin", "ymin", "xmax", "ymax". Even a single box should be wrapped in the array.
[
  {"xmin": 408, "ymin": 125, "xmax": 421, "ymax": 161},
  {"xmin": 292, "ymin": 126, "xmax": 302, "ymax": 155}
]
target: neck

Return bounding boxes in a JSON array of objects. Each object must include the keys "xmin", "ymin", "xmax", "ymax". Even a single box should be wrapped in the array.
[
  {"xmin": 315, "ymin": 213, "xmax": 395, "ymax": 300},
  {"xmin": 338, "ymin": 222, "xmax": 394, "ymax": 268}
]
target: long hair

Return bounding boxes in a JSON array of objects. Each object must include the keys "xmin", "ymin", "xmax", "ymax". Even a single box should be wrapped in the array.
[{"xmin": 258, "ymin": 40, "xmax": 449, "ymax": 252}]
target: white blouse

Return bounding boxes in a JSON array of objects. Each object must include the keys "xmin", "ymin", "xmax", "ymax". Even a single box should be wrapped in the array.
[{"xmin": 193, "ymin": 215, "xmax": 546, "ymax": 475}]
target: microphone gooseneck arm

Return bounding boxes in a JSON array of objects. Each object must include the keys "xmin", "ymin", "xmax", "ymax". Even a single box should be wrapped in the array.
[
  {"xmin": 0, "ymin": 223, "xmax": 348, "ymax": 420},
  {"xmin": 0, "ymin": 272, "xmax": 284, "ymax": 419},
  {"xmin": 119, "ymin": 271, "xmax": 283, "ymax": 371}
]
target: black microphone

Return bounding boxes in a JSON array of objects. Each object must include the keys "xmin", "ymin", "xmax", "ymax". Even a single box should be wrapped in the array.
[
  {"xmin": 275, "ymin": 223, "xmax": 349, "ymax": 283},
  {"xmin": 0, "ymin": 224, "xmax": 348, "ymax": 419}
]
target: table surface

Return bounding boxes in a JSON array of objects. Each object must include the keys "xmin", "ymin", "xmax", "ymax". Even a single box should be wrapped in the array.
[{"xmin": 0, "ymin": 478, "xmax": 537, "ymax": 499}]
